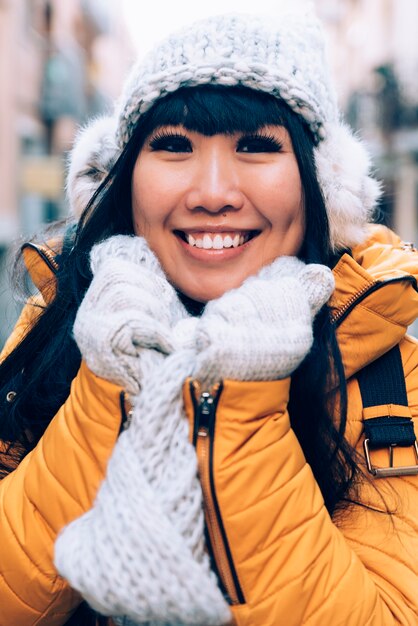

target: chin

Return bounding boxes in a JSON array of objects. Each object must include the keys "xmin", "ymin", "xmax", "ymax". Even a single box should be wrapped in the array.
[
  {"xmin": 180, "ymin": 288, "xmax": 223, "ymax": 304},
  {"xmin": 177, "ymin": 277, "xmax": 246, "ymax": 303},
  {"xmin": 174, "ymin": 265, "xmax": 265, "ymax": 303}
]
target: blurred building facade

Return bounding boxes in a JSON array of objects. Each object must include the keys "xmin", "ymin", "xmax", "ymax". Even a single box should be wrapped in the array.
[
  {"xmin": 317, "ymin": 0, "xmax": 418, "ymax": 242},
  {"xmin": 0, "ymin": 0, "xmax": 133, "ymax": 346}
]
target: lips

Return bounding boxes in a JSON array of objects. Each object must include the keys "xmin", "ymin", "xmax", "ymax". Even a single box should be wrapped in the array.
[{"xmin": 174, "ymin": 230, "xmax": 260, "ymax": 249}]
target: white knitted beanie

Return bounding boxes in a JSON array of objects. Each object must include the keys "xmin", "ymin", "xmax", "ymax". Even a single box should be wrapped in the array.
[{"xmin": 67, "ymin": 5, "xmax": 381, "ymax": 251}]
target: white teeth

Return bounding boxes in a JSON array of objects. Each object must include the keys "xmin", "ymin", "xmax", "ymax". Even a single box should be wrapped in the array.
[
  {"xmin": 202, "ymin": 234, "xmax": 213, "ymax": 249},
  {"xmin": 183, "ymin": 232, "xmax": 253, "ymax": 249},
  {"xmin": 213, "ymin": 234, "xmax": 223, "ymax": 249}
]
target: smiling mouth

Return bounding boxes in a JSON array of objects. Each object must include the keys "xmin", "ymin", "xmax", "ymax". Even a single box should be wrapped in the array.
[{"xmin": 174, "ymin": 230, "xmax": 261, "ymax": 249}]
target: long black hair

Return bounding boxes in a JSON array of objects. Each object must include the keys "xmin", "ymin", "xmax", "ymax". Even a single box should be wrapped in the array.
[{"xmin": 0, "ymin": 84, "xmax": 356, "ymax": 527}]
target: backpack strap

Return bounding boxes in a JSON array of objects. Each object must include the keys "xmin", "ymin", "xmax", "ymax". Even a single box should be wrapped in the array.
[{"xmin": 357, "ymin": 345, "xmax": 418, "ymax": 477}]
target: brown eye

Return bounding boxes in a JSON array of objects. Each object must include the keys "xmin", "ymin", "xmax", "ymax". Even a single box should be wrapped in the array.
[{"xmin": 149, "ymin": 133, "xmax": 192, "ymax": 153}]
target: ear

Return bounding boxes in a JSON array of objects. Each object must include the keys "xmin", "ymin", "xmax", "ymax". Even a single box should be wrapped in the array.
[
  {"xmin": 66, "ymin": 116, "xmax": 120, "ymax": 218},
  {"xmin": 314, "ymin": 122, "xmax": 382, "ymax": 251}
]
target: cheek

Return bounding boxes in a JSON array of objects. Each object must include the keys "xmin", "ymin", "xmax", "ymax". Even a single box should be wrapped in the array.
[
  {"xmin": 131, "ymin": 159, "xmax": 188, "ymax": 235},
  {"xmin": 131, "ymin": 162, "xmax": 166, "ymax": 235},
  {"xmin": 259, "ymin": 163, "xmax": 303, "ymax": 221}
]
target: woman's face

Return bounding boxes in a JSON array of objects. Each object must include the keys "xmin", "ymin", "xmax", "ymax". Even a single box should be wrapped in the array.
[{"xmin": 132, "ymin": 124, "xmax": 304, "ymax": 302}]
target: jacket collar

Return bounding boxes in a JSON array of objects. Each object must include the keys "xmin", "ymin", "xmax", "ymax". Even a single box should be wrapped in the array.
[
  {"xmin": 24, "ymin": 225, "xmax": 418, "ymax": 378},
  {"xmin": 330, "ymin": 225, "xmax": 418, "ymax": 378},
  {"xmin": 22, "ymin": 240, "xmax": 60, "ymax": 305}
]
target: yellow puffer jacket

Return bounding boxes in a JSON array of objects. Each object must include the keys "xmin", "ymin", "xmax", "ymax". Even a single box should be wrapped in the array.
[{"xmin": 1, "ymin": 225, "xmax": 418, "ymax": 626}]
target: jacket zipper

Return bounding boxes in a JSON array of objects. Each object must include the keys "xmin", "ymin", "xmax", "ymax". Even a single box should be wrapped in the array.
[
  {"xmin": 331, "ymin": 275, "xmax": 417, "ymax": 326},
  {"xmin": 191, "ymin": 380, "xmax": 245, "ymax": 606},
  {"xmin": 190, "ymin": 275, "xmax": 417, "ymax": 606},
  {"xmin": 21, "ymin": 242, "xmax": 59, "ymax": 273}
]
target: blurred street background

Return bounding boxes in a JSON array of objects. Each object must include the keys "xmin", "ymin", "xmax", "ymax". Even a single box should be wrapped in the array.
[{"xmin": 1, "ymin": 0, "xmax": 418, "ymax": 348}]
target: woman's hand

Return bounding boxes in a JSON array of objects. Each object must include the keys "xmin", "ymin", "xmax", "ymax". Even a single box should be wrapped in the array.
[
  {"xmin": 73, "ymin": 235, "xmax": 188, "ymax": 394},
  {"xmin": 194, "ymin": 256, "xmax": 335, "ymax": 385}
]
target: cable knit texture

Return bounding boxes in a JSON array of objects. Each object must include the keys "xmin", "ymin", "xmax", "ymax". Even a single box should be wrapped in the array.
[
  {"xmin": 55, "ymin": 350, "xmax": 230, "ymax": 626},
  {"xmin": 57, "ymin": 236, "xmax": 230, "ymax": 625},
  {"xmin": 115, "ymin": 8, "xmax": 336, "ymax": 147},
  {"xmin": 55, "ymin": 235, "xmax": 334, "ymax": 625},
  {"xmin": 73, "ymin": 235, "xmax": 186, "ymax": 395},
  {"xmin": 66, "ymin": 7, "xmax": 381, "ymax": 252},
  {"xmin": 193, "ymin": 257, "xmax": 335, "ymax": 386}
]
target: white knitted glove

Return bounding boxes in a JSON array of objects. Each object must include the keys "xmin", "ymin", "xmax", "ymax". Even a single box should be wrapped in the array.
[
  {"xmin": 194, "ymin": 257, "xmax": 335, "ymax": 385},
  {"xmin": 73, "ymin": 235, "xmax": 188, "ymax": 394}
]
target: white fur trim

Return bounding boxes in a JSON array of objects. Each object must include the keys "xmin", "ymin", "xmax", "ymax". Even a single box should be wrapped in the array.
[
  {"xmin": 67, "ymin": 116, "xmax": 120, "ymax": 217},
  {"xmin": 315, "ymin": 123, "xmax": 382, "ymax": 251}
]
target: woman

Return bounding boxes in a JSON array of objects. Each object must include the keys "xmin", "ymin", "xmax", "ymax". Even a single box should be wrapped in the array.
[{"xmin": 1, "ymin": 8, "xmax": 418, "ymax": 626}]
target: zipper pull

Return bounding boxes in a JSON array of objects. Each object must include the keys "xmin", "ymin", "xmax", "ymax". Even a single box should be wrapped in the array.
[{"xmin": 197, "ymin": 392, "xmax": 215, "ymax": 436}]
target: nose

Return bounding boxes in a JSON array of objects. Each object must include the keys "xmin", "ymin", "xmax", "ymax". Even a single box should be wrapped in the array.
[{"xmin": 184, "ymin": 144, "xmax": 245, "ymax": 214}]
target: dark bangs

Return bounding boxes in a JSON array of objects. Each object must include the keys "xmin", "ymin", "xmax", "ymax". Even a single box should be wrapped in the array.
[{"xmin": 138, "ymin": 84, "xmax": 307, "ymax": 137}]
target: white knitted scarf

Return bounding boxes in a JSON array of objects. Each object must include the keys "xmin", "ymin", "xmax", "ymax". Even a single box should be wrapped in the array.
[{"xmin": 54, "ymin": 240, "xmax": 230, "ymax": 626}]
